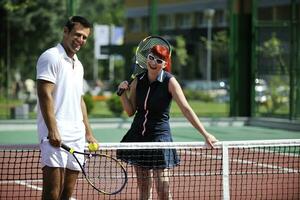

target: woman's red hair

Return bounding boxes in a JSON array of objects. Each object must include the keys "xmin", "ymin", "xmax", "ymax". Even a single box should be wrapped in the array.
[{"xmin": 150, "ymin": 45, "xmax": 171, "ymax": 72}]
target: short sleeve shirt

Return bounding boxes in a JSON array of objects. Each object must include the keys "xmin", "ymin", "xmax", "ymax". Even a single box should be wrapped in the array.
[{"xmin": 36, "ymin": 43, "xmax": 85, "ymax": 141}]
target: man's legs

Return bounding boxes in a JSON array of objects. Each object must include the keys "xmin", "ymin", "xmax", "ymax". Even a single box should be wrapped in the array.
[
  {"xmin": 42, "ymin": 166, "xmax": 79, "ymax": 200},
  {"xmin": 42, "ymin": 166, "xmax": 65, "ymax": 200},
  {"xmin": 61, "ymin": 168, "xmax": 79, "ymax": 199}
]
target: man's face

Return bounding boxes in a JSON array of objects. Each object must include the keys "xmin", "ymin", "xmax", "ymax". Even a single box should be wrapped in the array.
[{"xmin": 63, "ymin": 22, "xmax": 90, "ymax": 57}]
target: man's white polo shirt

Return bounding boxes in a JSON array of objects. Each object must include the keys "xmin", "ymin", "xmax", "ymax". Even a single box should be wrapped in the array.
[{"xmin": 36, "ymin": 43, "xmax": 85, "ymax": 142}]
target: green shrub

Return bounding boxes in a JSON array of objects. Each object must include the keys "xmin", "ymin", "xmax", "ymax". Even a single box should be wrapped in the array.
[
  {"xmin": 183, "ymin": 89, "xmax": 213, "ymax": 102},
  {"xmin": 83, "ymin": 93, "xmax": 94, "ymax": 114},
  {"xmin": 106, "ymin": 94, "xmax": 123, "ymax": 117}
]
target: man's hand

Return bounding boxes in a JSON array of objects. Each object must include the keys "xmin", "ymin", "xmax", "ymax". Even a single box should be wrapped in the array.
[
  {"xmin": 48, "ymin": 131, "xmax": 62, "ymax": 147},
  {"xmin": 86, "ymin": 134, "xmax": 98, "ymax": 144}
]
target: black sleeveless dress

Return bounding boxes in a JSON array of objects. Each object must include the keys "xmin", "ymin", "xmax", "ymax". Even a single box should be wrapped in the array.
[{"xmin": 117, "ymin": 71, "xmax": 180, "ymax": 169}]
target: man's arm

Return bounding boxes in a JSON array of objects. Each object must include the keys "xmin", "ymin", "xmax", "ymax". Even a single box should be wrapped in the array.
[
  {"xmin": 81, "ymin": 97, "xmax": 98, "ymax": 143},
  {"xmin": 37, "ymin": 79, "xmax": 61, "ymax": 147}
]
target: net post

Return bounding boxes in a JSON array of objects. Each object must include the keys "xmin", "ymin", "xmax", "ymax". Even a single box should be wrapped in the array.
[{"xmin": 222, "ymin": 143, "xmax": 230, "ymax": 200}]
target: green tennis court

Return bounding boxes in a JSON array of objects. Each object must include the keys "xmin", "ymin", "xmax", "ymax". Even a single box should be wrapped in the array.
[{"xmin": 0, "ymin": 119, "xmax": 299, "ymax": 144}]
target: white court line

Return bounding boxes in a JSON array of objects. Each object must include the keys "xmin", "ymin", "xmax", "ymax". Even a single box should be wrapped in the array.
[
  {"xmin": 182, "ymin": 150, "xmax": 299, "ymax": 174},
  {"xmin": 14, "ymin": 180, "xmax": 42, "ymax": 191},
  {"xmin": 12, "ymin": 180, "xmax": 77, "ymax": 200}
]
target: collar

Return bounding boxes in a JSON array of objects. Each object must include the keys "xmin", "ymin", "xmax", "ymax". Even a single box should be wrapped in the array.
[
  {"xmin": 139, "ymin": 70, "xmax": 165, "ymax": 83},
  {"xmin": 156, "ymin": 70, "xmax": 164, "ymax": 82},
  {"xmin": 57, "ymin": 43, "xmax": 78, "ymax": 62}
]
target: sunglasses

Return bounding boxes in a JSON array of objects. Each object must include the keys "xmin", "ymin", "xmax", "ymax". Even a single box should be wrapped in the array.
[{"xmin": 147, "ymin": 54, "xmax": 166, "ymax": 65}]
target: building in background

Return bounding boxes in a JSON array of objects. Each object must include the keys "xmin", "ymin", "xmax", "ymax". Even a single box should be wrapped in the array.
[{"xmin": 123, "ymin": 0, "xmax": 293, "ymax": 81}]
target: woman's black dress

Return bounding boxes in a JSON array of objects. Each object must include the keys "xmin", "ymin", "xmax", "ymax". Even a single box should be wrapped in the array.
[{"xmin": 117, "ymin": 71, "xmax": 180, "ymax": 169}]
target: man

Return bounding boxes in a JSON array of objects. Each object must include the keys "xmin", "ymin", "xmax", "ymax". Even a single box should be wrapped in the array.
[{"xmin": 36, "ymin": 16, "xmax": 98, "ymax": 200}]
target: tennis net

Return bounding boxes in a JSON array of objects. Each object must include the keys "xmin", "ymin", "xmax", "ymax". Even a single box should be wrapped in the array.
[{"xmin": 0, "ymin": 139, "xmax": 299, "ymax": 200}]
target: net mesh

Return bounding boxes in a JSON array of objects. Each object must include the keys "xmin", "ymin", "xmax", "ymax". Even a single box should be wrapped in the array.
[{"xmin": 0, "ymin": 140, "xmax": 299, "ymax": 200}]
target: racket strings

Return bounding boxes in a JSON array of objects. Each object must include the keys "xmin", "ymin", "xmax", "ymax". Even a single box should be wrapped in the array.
[
  {"xmin": 136, "ymin": 38, "xmax": 171, "ymax": 68},
  {"xmin": 84, "ymin": 154, "xmax": 127, "ymax": 194},
  {"xmin": 117, "ymin": 36, "xmax": 171, "ymax": 96}
]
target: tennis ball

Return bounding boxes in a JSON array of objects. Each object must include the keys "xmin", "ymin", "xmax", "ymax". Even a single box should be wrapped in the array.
[{"xmin": 88, "ymin": 143, "xmax": 99, "ymax": 151}]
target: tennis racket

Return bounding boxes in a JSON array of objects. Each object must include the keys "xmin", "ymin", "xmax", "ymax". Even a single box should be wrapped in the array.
[
  {"xmin": 61, "ymin": 143, "xmax": 127, "ymax": 195},
  {"xmin": 117, "ymin": 35, "xmax": 172, "ymax": 96}
]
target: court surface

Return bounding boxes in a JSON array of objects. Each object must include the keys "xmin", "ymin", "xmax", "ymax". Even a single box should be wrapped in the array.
[
  {"xmin": 0, "ymin": 118, "xmax": 299, "ymax": 199},
  {"xmin": 0, "ymin": 118, "xmax": 299, "ymax": 144}
]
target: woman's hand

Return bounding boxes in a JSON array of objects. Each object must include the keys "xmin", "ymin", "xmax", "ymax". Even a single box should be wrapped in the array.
[
  {"xmin": 204, "ymin": 133, "xmax": 218, "ymax": 148},
  {"xmin": 118, "ymin": 81, "xmax": 130, "ymax": 93}
]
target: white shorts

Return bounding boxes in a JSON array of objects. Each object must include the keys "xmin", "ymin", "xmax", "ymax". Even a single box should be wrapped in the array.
[{"xmin": 40, "ymin": 137, "xmax": 85, "ymax": 171}]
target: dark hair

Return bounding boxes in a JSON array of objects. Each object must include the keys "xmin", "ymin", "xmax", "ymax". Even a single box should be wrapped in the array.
[
  {"xmin": 151, "ymin": 45, "xmax": 172, "ymax": 72},
  {"xmin": 65, "ymin": 16, "xmax": 92, "ymax": 31}
]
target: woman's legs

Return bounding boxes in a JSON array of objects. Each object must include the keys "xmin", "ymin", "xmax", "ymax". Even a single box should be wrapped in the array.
[
  {"xmin": 153, "ymin": 169, "xmax": 172, "ymax": 200},
  {"xmin": 134, "ymin": 166, "xmax": 153, "ymax": 200}
]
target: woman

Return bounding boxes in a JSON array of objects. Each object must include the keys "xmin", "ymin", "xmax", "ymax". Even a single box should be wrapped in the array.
[{"xmin": 117, "ymin": 44, "xmax": 218, "ymax": 200}]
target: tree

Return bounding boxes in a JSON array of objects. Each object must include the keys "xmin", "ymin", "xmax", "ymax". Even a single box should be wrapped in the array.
[
  {"xmin": 0, "ymin": 0, "xmax": 66, "ymax": 99},
  {"xmin": 172, "ymin": 35, "xmax": 188, "ymax": 80},
  {"xmin": 0, "ymin": 0, "xmax": 125, "ymax": 99},
  {"xmin": 257, "ymin": 34, "xmax": 289, "ymax": 115},
  {"xmin": 201, "ymin": 30, "xmax": 229, "ymax": 80},
  {"xmin": 76, "ymin": 0, "xmax": 125, "ymax": 81},
  {"xmin": 257, "ymin": 33, "xmax": 287, "ymax": 74}
]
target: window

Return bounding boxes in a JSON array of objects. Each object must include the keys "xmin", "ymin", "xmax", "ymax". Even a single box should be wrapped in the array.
[
  {"xmin": 127, "ymin": 18, "xmax": 142, "ymax": 33},
  {"xmin": 258, "ymin": 7, "xmax": 273, "ymax": 20},
  {"xmin": 160, "ymin": 14, "xmax": 175, "ymax": 30},
  {"xmin": 141, "ymin": 17, "xmax": 149, "ymax": 33},
  {"xmin": 275, "ymin": 5, "xmax": 290, "ymax": 21},
  {"xmin": 215, "ymin": 10, "xmax": 227, "ymax": 27},
  {"xmin": 177, "ymin": 13, "xmax": 193, "ymax": 29},
  {"xmin": 196, "ymin": 12, "xmax": 206, "ymax": 27}
]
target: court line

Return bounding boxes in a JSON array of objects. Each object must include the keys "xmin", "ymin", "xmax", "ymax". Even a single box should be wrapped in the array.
[
  {"xmin": 14, "ymin": 180, "xmax": 42, "ymax": 191},
  {"xmin": 183, "ymin": 150, "xmax": 299, "ymax": 173},
  {"xmin": 8, "ymin": 180, "xmax": 77, "ymax": 200}
]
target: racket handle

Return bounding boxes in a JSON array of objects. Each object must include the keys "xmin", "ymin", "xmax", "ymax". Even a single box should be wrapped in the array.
[
  {"xmin": 116, "ymin": 79, "xmax": 134, "ymax": 96},
  {"xmin": 116, "ymin": 88, "xmax": 125, "ymax": 96},
  {"xmin": 61, "ymin": 143, "xmax": 71, "ymax": 151}
]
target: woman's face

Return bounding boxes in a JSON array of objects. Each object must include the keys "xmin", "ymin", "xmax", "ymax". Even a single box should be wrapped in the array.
[{"xmin": 147, "ymin": 53, "xmax": 166, "ymax": 71}]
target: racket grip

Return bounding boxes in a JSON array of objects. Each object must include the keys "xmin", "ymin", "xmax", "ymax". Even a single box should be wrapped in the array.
[
  {"xmin": 116, "ymin": 88, "xmax": 126, "ymax": 96},
  {"xmin": 116, "ymin": 79, "xmax": 134, "ymax": 96},
  {"xmin": 61, "ymin": 143, "xmax": 71, "ymax": 151}
]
